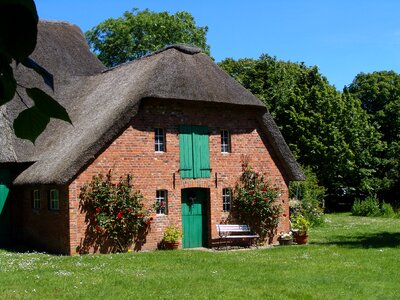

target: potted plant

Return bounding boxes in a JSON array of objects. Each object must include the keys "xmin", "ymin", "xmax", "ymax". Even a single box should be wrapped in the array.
[
  {"xmin": 162, "ymin": 225, "xmax": 181, "ymax": 250},
  {"xmin": 291, "ymin": 214, "xmax": 310, "ymax": 244},
  {"xmin": 278, "ymin": 231, "xmax": 293, "ymax": 245}
]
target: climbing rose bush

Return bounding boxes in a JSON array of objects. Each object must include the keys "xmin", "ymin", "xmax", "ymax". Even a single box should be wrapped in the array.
[
  {"xmin": 79, "ymin": 170, "xmax": 152, "ymax": 252},
  {"xmin": 233, "ymin": 162, "xmax": 283, "ymax": 240}
]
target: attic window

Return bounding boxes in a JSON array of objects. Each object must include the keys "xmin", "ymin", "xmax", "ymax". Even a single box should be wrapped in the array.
[
  {"xmin": 221, "ymin": 130, "xmax": 231, "ymax": 153},
  {"xmin": 155, "ymin": 128, "xmax": 165, "ymax": 152}
]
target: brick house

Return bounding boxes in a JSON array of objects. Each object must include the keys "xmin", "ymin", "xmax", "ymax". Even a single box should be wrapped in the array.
[{"xmin": 0, "ymin": 21, "xmax": 305, "ymax": 254}]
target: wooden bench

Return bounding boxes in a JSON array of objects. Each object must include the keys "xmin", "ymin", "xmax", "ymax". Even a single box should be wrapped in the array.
[{"xmin": 216, "ymin": 224, "xmax": 260, "ymax": 250}]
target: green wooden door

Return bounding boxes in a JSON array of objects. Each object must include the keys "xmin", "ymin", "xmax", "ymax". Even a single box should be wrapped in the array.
[
  {"xmin": 0, "ymin": 169, "xmax": 11, "ymax": 244},
  {"xmin": 181, "ymin": 188, "xmax": 207, "ymax": 248}
]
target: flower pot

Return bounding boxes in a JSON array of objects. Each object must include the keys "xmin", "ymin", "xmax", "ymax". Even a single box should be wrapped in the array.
[
  {"xmin": 294, "ymin": 233, "xmax": 308, "ymax": 244},
  {"xmin": 278, "ymin": 239, "xmax": 293, "ymax": 245},
  {"xmin": 163, "ymin": 241, "xmax": 179, "ymax": 250}
]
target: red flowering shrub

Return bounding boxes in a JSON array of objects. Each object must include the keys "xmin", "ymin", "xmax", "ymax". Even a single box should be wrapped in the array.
[
  {"xmin": 79, "ymin": 170, "xmax": 152, "ymax": 252},
  {"xmin": 233, "ymin": 161, "xmax": 283, "ymax": 241}
]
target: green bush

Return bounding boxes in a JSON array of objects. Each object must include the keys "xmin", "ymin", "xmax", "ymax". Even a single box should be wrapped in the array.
[
  {"xmin": 233, "ymin": 160, "xmax": 282, "ymax": 240},
  {"xmin": 351, "ymin": 196, "xmax": 381, "ymax": 217},
  {"xmin": 289, "ymin": 167, "xmax": 325, "ymax": 227},
  {"xmin": 380, "ymin": 202, "xmax": 396, "ymax": 218}
]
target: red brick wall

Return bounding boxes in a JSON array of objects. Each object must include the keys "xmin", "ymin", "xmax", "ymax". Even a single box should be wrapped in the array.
[
  {"xmin": 13, "ymin": 185, "xmax": 70, "ymax": 254},
  {"xmin": 68, "ymin": 99, "xmax": 291, "ymax": 254}
]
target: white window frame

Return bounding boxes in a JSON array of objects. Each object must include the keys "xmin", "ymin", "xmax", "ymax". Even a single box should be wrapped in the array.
[
  {"xmin": 222, "ymin": 188, "xmax": 232, "ymax": 212},
  {"xmin": 49, "ymin": 189, "xmax": 59, "ymax": 211},
  {"xmin": 156, "ymin": 190, "xmax": 168, "ymax": 215},
  {"xmin": 33, "ymin": 189, "xmax": 41, "ymax": 210},
  {"xmin": 155, "ymin": 128, "xmax": 165, "ymax": 152},
  {"xmin": 221, "ymin": 130, "xmax": 231, "ymax": 153}
]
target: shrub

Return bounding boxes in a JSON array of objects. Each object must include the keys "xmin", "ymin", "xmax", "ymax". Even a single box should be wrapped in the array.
[
  {"xmin": 380, "ymin": 202, "xmax": 396, "ymax": 218},
  {"xmin": 351, "ymin": 196, "xmax": 380, "ymax": 217},
  {"xmin": 233, "ymin": 161, "xmax": 283, "ymax": 240},
  {"xmin": 289, "ymin": 167, "xmax": 325, "ymax": 226},
  {"xmin": 79, "ymin": 170, "xmax": 152, "ymax": 252}
]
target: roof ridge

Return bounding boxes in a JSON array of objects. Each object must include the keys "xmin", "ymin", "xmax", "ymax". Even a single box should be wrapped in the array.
[{"xmin": 103, "ymin": 44, "xmax": 202, "ymax": 74}]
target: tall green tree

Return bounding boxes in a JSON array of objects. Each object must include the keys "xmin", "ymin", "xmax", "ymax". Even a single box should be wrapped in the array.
[
  {"xmin": 86, "ymin": 8, "xmax": 210, "ymax": 67},
  {"xmin": 219, "ymin": 55, "xmax": 384, "ymax": 195},
  {"xmin": 348, "ymin": 71, "xmax": 400, "ymax": 201}
]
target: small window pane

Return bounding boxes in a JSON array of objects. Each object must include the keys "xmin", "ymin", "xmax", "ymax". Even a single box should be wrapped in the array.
[
  {"xmin": 221, "ymin": 130, "xmax": 230, "ymax": 153},
  {"xmin": 33, "ymin": 189, "xmax": 41, "ymax": 210},
  {"xmin": 222, "ymin": 188, "xmax": 231, "ymax": 212},
  {"xmin": 155, "ymin": 128, "xmax": 165, "ymax": 152},
  {"xmin": 156, "ymin": 190, "xmax": 168, "ymax": 214},
  {"xmin": 49, "ymin": 189, "xmax": 59, "ymax": 210}
]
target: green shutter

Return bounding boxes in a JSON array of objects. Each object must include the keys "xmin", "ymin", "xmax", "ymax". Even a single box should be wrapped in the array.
[
  {"xmin": 179, "ymin": 125, "xmax": 194, "ymax": 178},
  {"xmin": 192, "ymin": 126, "xmax": 210, "ymax": 178}
]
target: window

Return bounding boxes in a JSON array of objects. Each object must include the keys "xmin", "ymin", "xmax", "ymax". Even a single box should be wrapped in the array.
[
  {"xmin": 155, "ymin": 128, "xmax": 165, "ymax": 152},
  {"xmin": 156, "ymin": 190, "xmax": 168, "ymax": 214},
  {"xmin": 179, "ymin": 125, "xmax": 210, "ymax": 179},
  {"xmin": 49, "ymin": 189, "xmax": 59, "ymax": 210},
  {"xmin": 222, "ymin": 188, "xmax": 231, "ymax": 212},
  {"xmin": 32, "ymin": 189, "xmax": 41, "ymax": 210},
  {"xmin": 221, "ymin": 130, "xmax": 231, "ymax": 153}
]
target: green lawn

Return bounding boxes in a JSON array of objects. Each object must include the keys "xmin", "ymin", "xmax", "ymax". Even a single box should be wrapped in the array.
[{"xmin": 1, "ymin": 213, "xmax": 399, "ymax": 299}]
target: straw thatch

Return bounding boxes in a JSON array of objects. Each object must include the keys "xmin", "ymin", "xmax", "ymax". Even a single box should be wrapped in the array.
[{"xmin": 0, "ymin": 20, "xmax": 305, "ymax": 185}]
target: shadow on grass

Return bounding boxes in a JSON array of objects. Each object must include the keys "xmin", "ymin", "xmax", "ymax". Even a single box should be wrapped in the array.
[{"xmin": 313, "ymin": 232, "xmax": 400, "ymax": 249}]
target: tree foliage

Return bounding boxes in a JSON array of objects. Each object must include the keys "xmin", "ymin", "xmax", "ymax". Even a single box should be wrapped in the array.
[
  {"xmin": 348, "ymin": 71, "xmax": 400, "ymax": 201},
  {"xmin": 0, "ymin": 0, "xmax": 71, "ymax": 143},
  {"xmin": 86, "ymin": 8, "xmax": 210, "ymax": 67},
  {"xmin": 220, "ymin": 56, "xmax": 384, "ymax": 196}
]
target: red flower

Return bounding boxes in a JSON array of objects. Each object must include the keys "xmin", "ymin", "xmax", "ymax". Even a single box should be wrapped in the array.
[
  {"xmin": 117, "ymin": 211, "xmax": 124, "ymax": 219},
  {"xmin": 126, "ymin": 208, "xmax": 132, "ymax": 213},
  {"xmin": 95, "ymin": 225, "xmax": 102, "ymax": 232},
  {"xmin": 262, "ymin": 187, "xmax": 268, "ymax": 191},
  {"xmin": 264, "ymin": 198, "xmax": 269, "ymax": 203},
  {"xmin": 95, "ymin": 207, "xmax": 101, "ymax": 213},
  {"xmin": 93, "ymin": 219, "xmax": 97, "ymax": 225},
  {"xmin": 160, "ymin": 201, "xmax": 165, "ymax": 207}
]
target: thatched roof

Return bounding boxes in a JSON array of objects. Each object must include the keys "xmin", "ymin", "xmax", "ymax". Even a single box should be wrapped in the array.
[{"xmin": 1, "ymin": 21, "xmax": 305, "ymax": 184}]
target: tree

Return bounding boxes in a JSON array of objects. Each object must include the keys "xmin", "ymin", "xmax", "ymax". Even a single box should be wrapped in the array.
[
  {"xmin": 348, "ymin": 71, "xmax": 400, "ymax": 201},
  {"xmin": 219, "ymin": 55, "xmax": 384, "ymax": 196},
  {"xmin": 0, "ymin": 0, "xmax": 71, "ymax": 143},
  {"xmin": 86, "ymin": 8, "xmax": 210, "ymax": 67}
]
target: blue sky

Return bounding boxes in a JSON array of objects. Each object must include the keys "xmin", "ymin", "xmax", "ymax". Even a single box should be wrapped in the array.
[{"xmin": 35, "ymin": 0, "xmax": 400, "ymax": 89}]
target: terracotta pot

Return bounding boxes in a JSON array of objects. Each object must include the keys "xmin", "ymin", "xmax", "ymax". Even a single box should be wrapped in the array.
[
  {"xmin": 163, "ymin": 241, "xmax": 179, "ymax": 250},
  {"xmin": 294, "ymin": 233, "xmax": 308, "ymax": 244}
]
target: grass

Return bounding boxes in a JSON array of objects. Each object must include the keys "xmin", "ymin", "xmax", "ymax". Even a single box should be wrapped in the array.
[{"xmin": 1, "ymin": 213, "xmax": 399, "ymax": 299}]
